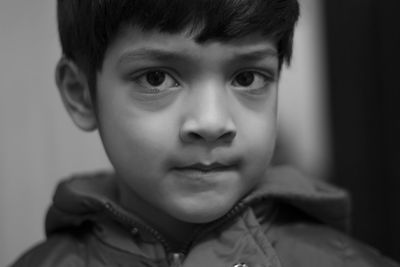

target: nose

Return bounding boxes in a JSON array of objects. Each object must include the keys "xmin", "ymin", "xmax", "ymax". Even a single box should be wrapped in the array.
[{"xmin": 179, "ymin": 83, "xmax": 237, "ymax": 144}]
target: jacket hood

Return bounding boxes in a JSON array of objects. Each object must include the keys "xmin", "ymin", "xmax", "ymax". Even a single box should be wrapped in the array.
[{"xmin": 45, "ymin": 166, "xmax": 351, "ymax": 237}]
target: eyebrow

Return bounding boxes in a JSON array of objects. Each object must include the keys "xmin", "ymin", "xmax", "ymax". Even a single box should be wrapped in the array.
[
  {"xmin": 232, "ymin": 49, "xmax": 278, "ymax": 62},
  {"xmin": 117, "ymin": 47, "xmax": 278, "ymax": 65},
  {"xmin": 118, "ymin": 48, "xmax": 190, "ymax": 64}
]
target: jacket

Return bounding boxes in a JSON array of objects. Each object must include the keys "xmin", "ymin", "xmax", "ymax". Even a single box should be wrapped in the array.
[{"xmin": 10, "ymin": 166, "xmax": 399, "ymax": 267}]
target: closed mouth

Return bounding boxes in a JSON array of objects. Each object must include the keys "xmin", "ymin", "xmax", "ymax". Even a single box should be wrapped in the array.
[{"xmin": 174, "ymin": 162, "xmax": 237, "ymax": 173}]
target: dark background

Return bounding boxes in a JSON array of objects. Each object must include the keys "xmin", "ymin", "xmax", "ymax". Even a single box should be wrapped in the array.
[{"xmin": 325, "ymin": 0, "xmax": 400, "ymax": 261}]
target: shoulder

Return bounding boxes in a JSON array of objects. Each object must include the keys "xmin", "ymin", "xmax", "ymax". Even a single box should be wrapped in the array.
[
  {"xmin": 246, "ymin": 166, "xmax": 399, "ymax": 266},
  {"xmin": 268, "ymin": 219, "xmax": 399, "ymax": 267},
  {"xmin": 10, "ymin": 233, "xmax": 87, "ymax": 267}
]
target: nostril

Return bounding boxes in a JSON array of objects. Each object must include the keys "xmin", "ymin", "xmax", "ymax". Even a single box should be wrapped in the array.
[
  {"xmin": 220, "ymin": 130, "xmax": 236, "ymax": 142},
  {"xmin": 179, "ymin": 118, "xmax": 237, "ymax": 144},
  {"xmin": 187, "ymin": 131, "xmax": 203, "ymax": 141},
  {"xmin": 184, "ymin": 129, "xmax": 236, "ymax": 143}
]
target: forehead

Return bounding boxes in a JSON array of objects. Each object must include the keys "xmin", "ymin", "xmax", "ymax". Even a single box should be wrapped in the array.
[{"xmin": 104, "ymin": 26, "xmax": 278, "ymax": 67}]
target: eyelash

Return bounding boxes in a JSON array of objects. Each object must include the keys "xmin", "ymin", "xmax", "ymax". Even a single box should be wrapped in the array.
[
  {"xmin": 130, "ymin": 69, "xmax": 275, "ymax": 95},
  {"xmin": 231, "ymin": 70, "xmax": 275, "ymax": 94},
  {"xmin": 131, "ymin": 69, "xmax": 181, "ymax": 94}
]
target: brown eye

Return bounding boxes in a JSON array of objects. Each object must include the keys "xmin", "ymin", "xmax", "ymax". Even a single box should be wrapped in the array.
[
  {"xmin": 231, "ymin": 71, "xmax": 273, "ymax": 94},
  {"xmin": 234, "ymin": 71, "xmax": 254, "ymax": 86},
  {"xmin": 135, "ymin": 70, "xmax": 180, "ymax": 94},
  {"xmin": 146, "ymin": 71, "xmax": 166, "ymax": 86}
]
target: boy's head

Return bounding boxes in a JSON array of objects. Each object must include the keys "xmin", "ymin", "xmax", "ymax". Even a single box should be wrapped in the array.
[
  {"xmin": 55, "ymin": 0, "xmax": 299, "ymax": 235},
  {"xmin": 57, "ymin": 0, "xmax": 299, "ymax": 98}
]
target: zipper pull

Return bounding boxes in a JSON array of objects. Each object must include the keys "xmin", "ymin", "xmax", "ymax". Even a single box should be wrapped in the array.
[{"xmin": 168, "ymin": 252, "xmax": 185, "ymax": 267}]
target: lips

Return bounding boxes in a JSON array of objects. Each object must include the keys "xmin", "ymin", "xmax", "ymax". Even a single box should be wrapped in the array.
[
  {"xmin": 174, "ymin": 162, "xmax": 237, "ymax": 173},
  {"xmin": 170, "ymin": 161, "xmax": 239, "ymax": 190}
]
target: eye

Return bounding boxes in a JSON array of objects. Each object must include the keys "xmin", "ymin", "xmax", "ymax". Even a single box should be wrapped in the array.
[
  {"xmin": 135, "ymin": 70, "xmax": 180, "ymax": 93},
  {"xmin": 231, "ymin": 71, "xmax": 273, "ymax": 91}
]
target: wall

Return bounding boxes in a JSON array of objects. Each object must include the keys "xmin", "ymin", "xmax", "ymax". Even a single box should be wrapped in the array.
[
  {"xmin": 278, "ymin": 0, "xmax": 330, "ymax": 179},
  {"xmin": 0, "ymin": 0, "xmax": 327, "ymax": 265},
  {"xmin": 325, "ymin": 0, "xmax": 400, "ymax": 260},
  {"xmin": 0, "ymin": 1, "xmax": 110, "ymax": 265}
]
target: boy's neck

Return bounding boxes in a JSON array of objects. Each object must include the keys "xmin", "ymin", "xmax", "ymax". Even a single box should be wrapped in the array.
[{"xmin": 117, "ymin": 180, "xmax": 201, "ymax": 248}]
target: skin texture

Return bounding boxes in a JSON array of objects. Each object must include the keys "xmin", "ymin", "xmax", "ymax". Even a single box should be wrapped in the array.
[{"xmin": 56, "ymin": 27, "xmax": 280, "ymax": 244}]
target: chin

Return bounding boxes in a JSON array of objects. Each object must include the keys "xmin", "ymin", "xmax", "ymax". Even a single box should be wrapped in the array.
[
  {"xmin": 172, "ymin": 202, "xmax": 235, "ymax": 224},
  {"xmin": 178, "ymin": 212, "xmax": 226, "ymax": 224}
]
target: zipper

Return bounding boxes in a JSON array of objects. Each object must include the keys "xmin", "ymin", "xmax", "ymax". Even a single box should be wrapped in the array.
[
  {"xmin": 103, "ymin": 201, "xmax": 248, "ymax": 265},
  {"xmin": 103, "ymin": 202, "xmax": 173, "ymax": 252},
  {"xmin": 168, "ymin": 252, "xmax": 185, "ymax": 267},
  {"xmin": 178, "ymin": 201, "xmax": 248, "ymax": 255}
]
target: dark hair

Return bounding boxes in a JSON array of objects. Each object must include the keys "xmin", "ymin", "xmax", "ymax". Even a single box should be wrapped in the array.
[{"xmin": 57, "ymin": 0, "xmax": 300, "ymax": 97}]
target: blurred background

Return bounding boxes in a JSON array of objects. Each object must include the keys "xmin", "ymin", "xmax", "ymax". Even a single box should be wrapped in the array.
[
  {"xmin": 0, "ymin": 0, "xmax": 399, "ymax": 266},
  {"xmin": 324, "ymin": 0, "xmax": 400, "ymax": 261}
]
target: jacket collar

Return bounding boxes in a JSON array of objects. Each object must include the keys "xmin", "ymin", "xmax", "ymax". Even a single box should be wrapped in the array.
[
  {"xmin": 243, "ymin": 167, "xmax": 350, "ymax": 231},
  {"xmin": 45, "ymin": 166, "xmax": 350, "ymax": 239}
]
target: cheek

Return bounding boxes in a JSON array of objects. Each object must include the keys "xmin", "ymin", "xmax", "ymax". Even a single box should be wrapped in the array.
[
  {"xmin": 245, "ymin": 125, "xmax": 276, "ymax": 165},
  {"xmin": 96, "ymin": 74, "xmax": 177, "ymax": 168},
  {"xmin": 239, "ymin": 109, "xmax": 277, "ymax": 175},
  {"xmin": 98, "ymin": 107, "xmax": 177, "ymax": 174},
  {"xmin": 236, "ymin": 86, "xmax": 278, "ymax": 153}
]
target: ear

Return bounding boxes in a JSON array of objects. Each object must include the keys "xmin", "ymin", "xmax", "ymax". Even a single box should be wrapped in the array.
[{"xmin": 55, "ymin": 57, "xmax": 97, "ymax": 131}]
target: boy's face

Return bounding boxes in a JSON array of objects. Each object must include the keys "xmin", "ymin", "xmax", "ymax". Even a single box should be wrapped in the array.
[{"xmin": 96, "ymin": 27, "xmax": 279, "ymax": 224}]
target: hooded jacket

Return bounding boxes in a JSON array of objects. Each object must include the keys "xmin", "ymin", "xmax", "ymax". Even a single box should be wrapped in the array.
[{"xmin": 11, "ymin": 166, "xmax": 399, "ymax": 267}]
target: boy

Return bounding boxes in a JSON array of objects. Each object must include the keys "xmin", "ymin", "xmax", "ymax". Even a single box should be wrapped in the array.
[{"xmin": 11, "ymin": 0, "xmax": 399, "ymax": 266}]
